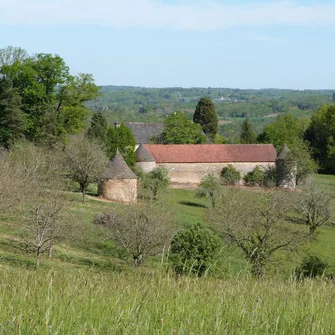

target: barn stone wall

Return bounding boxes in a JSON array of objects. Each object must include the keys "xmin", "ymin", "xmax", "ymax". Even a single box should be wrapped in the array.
[
  {"xmin": 135, "ymin": 161, "xmax": 156, "ymax": 173},
  {"xmin": 99, "ymin": 179, "xmax": 137, "ymax": 203},
  {"xmin": 157, "ymin": 162, "xmax": 275, "ymax": 185}
]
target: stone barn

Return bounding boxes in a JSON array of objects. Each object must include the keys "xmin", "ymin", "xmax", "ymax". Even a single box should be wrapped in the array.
[
  {"xmin": 99, "ymin": 151, "xmax": 137, "ymax": 203},
  {"xmin": 136, "ymin": 144, "xmax": 277, "ymax": 185}
]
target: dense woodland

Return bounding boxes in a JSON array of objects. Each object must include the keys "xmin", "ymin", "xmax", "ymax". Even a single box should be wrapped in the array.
[{"xmin": 1, "ymin": 46, "xmax": 335, "ymax": 333}]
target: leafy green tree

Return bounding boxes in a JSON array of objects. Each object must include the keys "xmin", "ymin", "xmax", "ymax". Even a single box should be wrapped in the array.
[
  {"xmin": 142, "ymin": 167, "xmax": 170, "ymax": 200},
  {"xmin": 0, "ymin": 52, "xmax": 99, "ymax": 144},
  {"xmin": 332, "ymin": 93, "xmax": 335, "ymax": 102},
  {"xmin": 161, "ymin": 111, "xmax": 206, "ymax": 144},
  {"xmin": 305, "ymin": 104, "xmax": 335, "ymax": 173},
  {"xmin": 106, "ymin": 124, "xmax": 136, "ymax": 167},
  {"xmin": 196, "ymin": 174, "xmax": 223, "ymax": 208},
  {"xmin": 0, "ymin": 78, "xmax": 26, "ymax": 148},
  {"xmin": 240, "ymin": 118, "xmax": 257, "ymax": 144},
  {"xmin": 193, "ymin": 98, "xmax": 218, "ymax": 139},
  {"xmin": 257, "ymin": 114, "xmax": 299, "ymax": 149},
  {"xmin": 0, "ymin": 46, "xmax": 28, "ymax": 67},
  {"xmin": 87, "ymin": 111, "xmax": 108, "ymax": 145},
  {"xmin": 169, "ymin": 223, "xmax": 221, "ymax": 277}
]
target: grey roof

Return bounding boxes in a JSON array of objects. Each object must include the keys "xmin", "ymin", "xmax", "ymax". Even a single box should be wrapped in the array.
[
  {"xmin": 122, "ymin": 122, "xmax": 164, "ymax": 144},
  {"xmin": 277, "ymin": 144, "xmax": 291, "ymax": 160},
  {"xmin": 101, "ymin": 150, "xmax": 137, "ymax": 180},
  {"xmin": 135, "ymin": 143, "xmax": 155, "ymax": 162}
]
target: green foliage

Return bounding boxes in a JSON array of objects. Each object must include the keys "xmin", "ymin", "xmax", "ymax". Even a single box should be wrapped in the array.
[
  {"xmin": 244, "ymin": 166, "xmax": 265, "ymax": 186},
  {"xmin": 0, "ymin": 48, "xmax": 98, "ymax": 144},
  {"xmin": 0, "ymin": 78, "xmax": 26, "ymax": 148},
  {"xmin": 240, "ymin": 118, "xmax": 257, "ymax": 144},
  {"xmin": 257, "ymin": 114, "xmax": 300, "ymax": 149},
  {"xmin": 296, "ymin": 255, "xmax": 329, "ymax": 278},
  {"xmin": 196, "ymin": 174, "xmax": 222, "ymax": 208},
  {"xmin": 142, "ymin": 167, "xmax": 170, "ymax": 200},
  {"xmin": 87, "ymin": 111, "xmax": 108, "ymax": 145},
  {"xmin": 105, "ymin": 124, "xmax": 136, "ymax": 167},
  {"xmin": 263, "ymin": 166, "xmax": 277, "ymax": 188},
  {"xmin": 305, "ymin": 104, "xmax": 335, "ymax": 173},
  {"xmin": 221, "ymin": 165, "xmax": 241, "ymax": 185},
  {"xmin": 161, "ymin": 111, "xmax": 206, "ymax": 144},
  {"xmin": 169, "ymin": 223, "xmax": 221, "ymax": 277},
  {"xmin": 193, "ymin": 98, "xmax": 218, "ymax": 138}
]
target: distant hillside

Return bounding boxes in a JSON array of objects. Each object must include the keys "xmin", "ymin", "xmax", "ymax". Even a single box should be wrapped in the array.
[{"xmin": 86, "ymin": 86, "xmax": 335, "ymax": 141}]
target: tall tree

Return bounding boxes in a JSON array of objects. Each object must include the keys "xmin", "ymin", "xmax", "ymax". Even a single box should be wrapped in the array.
[
  {"xmin": 63, "ymin": 135, "xmax": 108, "ymax": 202},
  {"xmin": 305, "ymin": 104, "xmax": 335, "ymax": 173},
  {"xmin": 0, "ymin": 78, "xmax": 26, "ymax": 148},
  {"xmin": 193, "ymin": 98, "xmax": 218, "ymax": 139},
  {"xmin": 161, "ymin": 111, "xmax": 206, "ymax": 144},
  {"xmin": 0, "ymin": 51, "xmax": 99, "ymax": 144},
  {"xmin": 87, "ymin": 111, "xmax": 108, "ymax": 145},
  {"xmin": 106, "ymin": 124, "xmax": 136, "ymax": 167},
  {"xmin": 240, "ymin": 118, "xmax": 257, "ymax": 144}
]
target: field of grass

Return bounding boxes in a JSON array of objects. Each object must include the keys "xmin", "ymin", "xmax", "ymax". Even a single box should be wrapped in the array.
[
  {"xmin": 0, "ymin": 175, "xmax": 335, "ymax": 332},
  {"xmin": 0, "ymin": 268, "xmax": 334, "ymax": 334}
]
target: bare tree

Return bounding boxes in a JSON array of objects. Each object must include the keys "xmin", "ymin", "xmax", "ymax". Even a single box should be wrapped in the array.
[
  {"xmin": 94, "ymin": 200, "xmax": 176, "ymax": 267},
  {"xmin": 292, "ymin": 179, "xmax": 334, "ymax": 235},
  {"xmin": 208, "ymin": 189, "xmax": 308, "ymax": 278},
  {"xmin": 63, "ymin": 135, "xmax": 108, "ymax": 202},
  {"xmin": 1, "ymin": 142, "xmax": 70, "ymax": 267}
]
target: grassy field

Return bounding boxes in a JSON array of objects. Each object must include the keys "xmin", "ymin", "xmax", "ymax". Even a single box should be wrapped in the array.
[
  {"xmin": 0, "ymin": 176, "xmax": 335, "ymax": 333},
  {"xmin": 0, "ymin": 268, "xmax": 334, "ymax": 334}
]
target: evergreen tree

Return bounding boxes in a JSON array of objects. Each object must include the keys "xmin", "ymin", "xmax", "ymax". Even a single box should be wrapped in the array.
[
  {"xmin": 87, "ymin": 111, "xmax": 108, "ymax": 145},
  {"xmin": 193, "ymin": 98, "xmax": 218, "ymax": 139},
  {"xmin": 0, "ymin": 78, "xmax": 26, "ymax": 148},
  {"xmin": 106, "ymin": 124, "xmax": 136, "ymax": 167},
  {"xmin": 240, "ymin": 118, "xmax": 256, "ymax": 144}
]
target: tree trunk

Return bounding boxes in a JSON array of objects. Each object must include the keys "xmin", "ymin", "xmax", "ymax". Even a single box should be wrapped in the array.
[
  {"xmin": 36, "ymin": 249, "xmax": 40, "ymax": 269},
  {"xmin": 133, "ymin": 254, "xmax": 142, "ymax": 268},
  {"xmin": 48, "ymin": 242, "xmax": 53, "ymax": 258},
  {"xmin": 81, "ymin": 185, "xmax": 86, "ymax": 203},
  {"xmin": 310, "ymin": 225, "xmax": 316, "ymax": 235}
]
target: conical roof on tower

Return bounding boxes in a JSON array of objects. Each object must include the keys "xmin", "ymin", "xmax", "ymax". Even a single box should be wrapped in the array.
[
  {"xmin": 277, "ymin": 144, "xmax": 291, "ymax": 160},
  {"xmin": 135, "ymin": 143, "xmax": 155, "ymax": 162},
  {"xmin": 101, "ymin": 150, "xmax": 137, "ymax": 180}
]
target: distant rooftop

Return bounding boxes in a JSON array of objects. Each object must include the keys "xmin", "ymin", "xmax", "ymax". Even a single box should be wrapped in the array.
[
  {"xmin": 144, "ymin": 144, "xmax": 277, "ymax": 164},
  {"xmin": 117, "ymin": 122, "xmax": 164, "ymax": 144}
]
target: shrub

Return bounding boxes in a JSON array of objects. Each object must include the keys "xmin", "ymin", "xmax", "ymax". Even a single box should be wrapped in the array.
[
  {"xmin": 169, "ymin": 223, "xmax": 221, "ymax": 277},
  {"xmin": 196, "ymin": 173, "xmax": 222, "ymax": 208},
  {"xmin": 142, "ymin": 167, "xmax": 170, "ymax": 200},
  {"xmin": 244, "ymin": 166, "xmax": 265, "ymax": 186},
  {"xmin": 263, "ymin": 166, "xmax": 277, "ymax": 188},
  {"xmin": 295, "ymin": 255, "xmax": 329, "ymax": 278},
  {"xmin": 221, "ymin": 165, "xmax": 241, "ymax": 185}
]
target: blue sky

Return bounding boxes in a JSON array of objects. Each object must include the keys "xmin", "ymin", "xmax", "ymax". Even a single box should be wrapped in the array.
[{"xmin": 1, "ymin": 0, "xmax": 335, "ymax": 89}]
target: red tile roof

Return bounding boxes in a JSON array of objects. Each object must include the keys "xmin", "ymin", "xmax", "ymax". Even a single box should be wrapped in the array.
[{"xmin": 144, "ymin": 144, "xmax": 277, "ymax": 163}]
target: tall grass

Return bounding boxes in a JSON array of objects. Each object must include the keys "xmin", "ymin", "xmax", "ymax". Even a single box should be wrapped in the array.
[{"xmin": 0, "ymin": 267, "xmax": 334, "ymax": 334}]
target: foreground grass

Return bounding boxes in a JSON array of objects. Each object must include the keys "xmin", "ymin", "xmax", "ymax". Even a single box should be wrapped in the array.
[{"xmin": 0, "ymin": 267, "xmax": 334, "ymax": 334}]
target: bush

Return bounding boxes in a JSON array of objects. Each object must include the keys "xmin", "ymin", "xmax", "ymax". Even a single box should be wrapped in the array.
[
  {"xmin": 263, "ymin": 166, "xmax": 277, "ymax": 188},
  {"xmin": 142, "ymin": 167, "xmax": 170, "ymax": 200},
  {"xmin": 221, "ymin": 165, "xmax": 241, "ymax": 185},
  {"xmin": 169, "ymin": 223, "xmax": 221, "ymax": 277},
  {"xmin": 244, "ymin": 166, "xmax": 265, "ymax": 186},
  {"xmin": 295, "ymin": 255, "xmax": 329, "ymax": 278}
]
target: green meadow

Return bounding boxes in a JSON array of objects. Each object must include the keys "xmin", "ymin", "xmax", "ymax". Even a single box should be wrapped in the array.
[{"xmin": 0, "ymin": 176, "xmax": 335, "ymax": 333}]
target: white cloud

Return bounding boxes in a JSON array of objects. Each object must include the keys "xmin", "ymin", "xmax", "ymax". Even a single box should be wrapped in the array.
[{"xmin": 1, "ymin": 0, "xmax": 335, "ymax": 30}]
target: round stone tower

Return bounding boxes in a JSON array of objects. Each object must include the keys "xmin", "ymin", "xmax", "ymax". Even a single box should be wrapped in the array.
[
  {"xmin": 135, "ymin": 143, "xmax": 156, "ymax": 172},
  {"xmin": 276, "ymin": 144, "xmax": 296, "ymax": 189},
  {"xmin": 99, "ymin": 150, "xmax": 138, "ymax": 203}
]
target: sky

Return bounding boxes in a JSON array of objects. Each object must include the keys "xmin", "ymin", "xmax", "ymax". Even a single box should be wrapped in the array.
[{"xmin": 1, "ymin": 0, "xmax": 335, "ymax": 89}]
